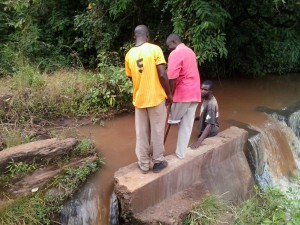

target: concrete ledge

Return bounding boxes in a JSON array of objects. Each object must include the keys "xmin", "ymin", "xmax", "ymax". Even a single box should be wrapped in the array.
[{"xmin": 114, "ymin": 126, "xmax": 254, "ymax": 224}]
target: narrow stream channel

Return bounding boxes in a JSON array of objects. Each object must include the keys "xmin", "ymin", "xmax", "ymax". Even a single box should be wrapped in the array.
[{"xmin": 61, "ymin": 75, "xmax": 300, "ymax": 224}]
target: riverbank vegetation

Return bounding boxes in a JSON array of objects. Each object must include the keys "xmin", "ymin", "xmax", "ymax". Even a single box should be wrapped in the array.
[
  {"xmin": 0, "ymin": 67, "xmax": 132, "ymax": 125},
  {"xmin": 0, "ymin": 66, "xmax": 132, "ymax": 150},
  {"xmin": 0, "ymin": 57, "xmax": 110, "ymax": 224},
  {"xmin": 184, "ymin": 185, "xmax": 300, "ymax": 225},
  {"xmin": 0, "ymin": 28, "xmax": 131, "ymax": 225},
  {"xmin": 0, "ymin": 0, "xmax": 300, "ymax": 224},
  {"xmin": 0, "ymin": 161, "xmax": 103, "ymax": 225},
  {"xmin": 0, "ymin": 138, "xmax": 103, "ymax": 225},
  {"xmin": 0, "ymin": 0, "xmax": 299, "ymax": 78}
]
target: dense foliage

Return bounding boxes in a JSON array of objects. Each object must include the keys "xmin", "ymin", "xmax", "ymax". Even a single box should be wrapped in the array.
[{"xmin": 0, "ymin": 0, "xmax": 300, "ymax": 77}]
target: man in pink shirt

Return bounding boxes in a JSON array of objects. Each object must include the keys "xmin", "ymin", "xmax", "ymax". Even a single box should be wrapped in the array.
[{"xmin": 166, "ymin": 34, "xmax": 201, "ymax": 159}]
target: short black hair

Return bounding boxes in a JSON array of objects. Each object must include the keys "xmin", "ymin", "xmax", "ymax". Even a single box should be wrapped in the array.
[
  {"xmin": 202, "ymin": 80, "xmax": 214, "ymax": 90},
  {"xmin": 166, "ymin": 33, "xmax": 181, "ymax": 43},
  {"xmin": 134, "ymin": 25, "xmax": 149, "ymax": 38}
]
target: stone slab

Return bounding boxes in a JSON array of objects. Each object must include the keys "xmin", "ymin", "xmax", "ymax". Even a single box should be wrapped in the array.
[{"xmin": 0, "ymin": 138, "xmax": 77, "ymax": 172}]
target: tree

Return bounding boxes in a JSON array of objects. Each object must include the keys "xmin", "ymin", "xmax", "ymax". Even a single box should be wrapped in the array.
[
  {"xmin": 225, "ymin": 0, "xmax": 300, "ymax": 75},
  {"xmin": 0, "ymin": 0, "xmax": 299, "ymax": 77}
]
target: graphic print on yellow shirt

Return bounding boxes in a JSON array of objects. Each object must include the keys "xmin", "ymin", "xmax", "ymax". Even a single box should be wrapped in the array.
[{"xmin": 125, "ymin": 43, "xmax": 167, "ymax": 108}]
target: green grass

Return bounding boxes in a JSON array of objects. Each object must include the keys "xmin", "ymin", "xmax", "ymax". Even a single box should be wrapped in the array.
[
  {"xmin": 0, "ymin": 156, "xmax": 104, "ymax": 225},
  {"xmin": 184, "ymin": 185, "xmax": 300, "ymax": 225},
  {"xmin": 6, "ymin": 160, "xmax": 38, "ymax": 177},
  {"xmin": 0, "ymin": 77, "xmax": 11, "ymax": 94},
  {"xmin": 233, "ymin": 187, "xmax": 300, "ymax": 225},
  {"xmin": 73, "ymin": 138, "xmax": 96, "ymax": 156},
  {"xmin": 0, "ymin": 125, "xmax": 32, "ymax": 149},
  {"xmin": 0, "ymin": 161, "xmax": 38, "ymax": 191},
  {"xmin": 49, "ymin": 158, "xmax": 103, "ymax": 196},
  {"xmin": 0, "ymin": 66, "xmax": 132, "ymax": 125},
  {"xmin": 0, "ymin": 195, "xmax": 51, "ymax": 225},
  {"xmin": 184, "ymin": 195, "xmax": 231, "ymax": 225},
  {"xmin": 0, "ymin": 66, "xmax": 110, "ymax": 224}
]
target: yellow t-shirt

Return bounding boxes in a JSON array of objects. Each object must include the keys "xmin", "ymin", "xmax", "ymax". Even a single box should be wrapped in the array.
[{"xmin": 125, "ymin": 43, "xmax": 167, "ymax": 108}]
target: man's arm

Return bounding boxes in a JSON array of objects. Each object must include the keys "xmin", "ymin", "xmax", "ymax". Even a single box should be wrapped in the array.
[
  {"xmin": 167, "ymin": 52, "xmax": 180, "ymax": 95},
  {"xmin": 190, "ymin": 123, "xmax": 212, "ymax": 149},
  {"xmin": 169, "ymin": 78, "xmax": 177, "ymax": 95},
  {"xmin": 157, "ymin": 64, "xmax": 173, "ymax": 105},
  {"xmin": 125, "ymin": 56, "xmax": 133, "ymax": 83}
]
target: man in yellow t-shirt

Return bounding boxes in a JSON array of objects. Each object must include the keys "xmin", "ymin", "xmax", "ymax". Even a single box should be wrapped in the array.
[{"xmin": 125, "ymin": 25, "xmax": 172, "ymax": 174}]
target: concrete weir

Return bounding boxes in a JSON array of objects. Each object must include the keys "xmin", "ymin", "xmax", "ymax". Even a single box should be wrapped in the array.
[{"xmin": 114, "ymin": 126, "xmax": 254, "ymax": 224}]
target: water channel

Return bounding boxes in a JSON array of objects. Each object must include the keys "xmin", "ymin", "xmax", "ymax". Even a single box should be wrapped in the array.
[{"xmin": 60, "ymin": 75, "xmax": 300, "ymax": 225}]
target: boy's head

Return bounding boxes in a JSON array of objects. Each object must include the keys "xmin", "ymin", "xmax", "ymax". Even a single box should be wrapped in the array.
[
  {"xmin": 201, "ymin": 80, "xmax": 214, "ymax": 99},
  {"xmin": 166, "ymin": 34, "xmax": 182, "ymax": 51}
]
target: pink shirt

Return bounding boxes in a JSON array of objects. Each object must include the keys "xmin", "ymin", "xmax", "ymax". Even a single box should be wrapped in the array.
[{"xmin": 167, "ymin": 43, "xmax": 201, "ymax": 102}]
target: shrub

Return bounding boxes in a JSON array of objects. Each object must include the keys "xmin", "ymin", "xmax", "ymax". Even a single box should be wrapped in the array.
[{"xmin": 0, "ymin": 45, "xmax": 19, "ymax": 77}]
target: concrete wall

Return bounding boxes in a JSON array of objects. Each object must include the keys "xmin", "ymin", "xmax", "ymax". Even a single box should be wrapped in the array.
[{"xmin": 114, "ymin": 127, "xmax": 254, "ymax": 224}]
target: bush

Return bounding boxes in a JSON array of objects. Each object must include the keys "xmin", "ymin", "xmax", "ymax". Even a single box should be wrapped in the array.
[{"xmin": 0, "ymin": 45, "xmax": 19, "ymax": 77}]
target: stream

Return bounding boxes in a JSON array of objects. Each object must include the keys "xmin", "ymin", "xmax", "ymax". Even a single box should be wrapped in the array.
[{"xmin": 60, "ymin": 75, "xmax": 300, "ymax": 225}]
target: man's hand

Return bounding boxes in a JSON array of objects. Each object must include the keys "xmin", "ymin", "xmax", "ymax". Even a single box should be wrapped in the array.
[
  {"xmin": 190, "ymin": 124, "xmax": 212, "ymax": 149},
  {"xmin": 189, "ymin": 139, "xmax": 202, "ymax": 149},
  {"xmin": 166, "ymin": 94, "xmax": 173, "ymax": 106},
  {"xmin": 157, "ymin": 64, "xmax": 173, "ymax": 105}
]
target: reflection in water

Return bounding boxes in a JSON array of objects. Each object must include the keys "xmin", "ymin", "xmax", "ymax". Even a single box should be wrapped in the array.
[{"xmin": 60, "ymin": 75, "xmax": 300, "ymax": 225}]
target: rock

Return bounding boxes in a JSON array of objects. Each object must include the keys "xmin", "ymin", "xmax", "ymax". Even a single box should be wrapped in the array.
[
  {"xmin": 31, "ymin": 187, "xmax": 39, "ymax": 193},
  {"xmin": 0, "ymin": 138, "xmax": 77, "ymax": 173}
]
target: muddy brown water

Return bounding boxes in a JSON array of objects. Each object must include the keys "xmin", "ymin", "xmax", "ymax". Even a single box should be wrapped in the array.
[{"xmin": 75, "ymin": 75, "xmax": 300, "ymax": 225}]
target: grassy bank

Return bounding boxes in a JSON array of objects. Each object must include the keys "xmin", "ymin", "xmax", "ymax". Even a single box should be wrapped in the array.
[
  {"xmin": 0, "ymin": 66, "xmax": 126, "ymax": 223},
  {"xmin": 0, "ymin": 139, "xmax": 104, "ymax": 225},
  {"xmin": 0, "ymin": 65, "xmax": 132, "ymax": 125},
  {"xmin": 184, "ymin": 185, "xmax": 300, "ymax": 225},
  {"xmin": 0, "ymin": 161, "xmax": 102, "ymax": 225},
  {"xmin": 0, "ymin": 65, "xmax": 132, "ymax": 150}
]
